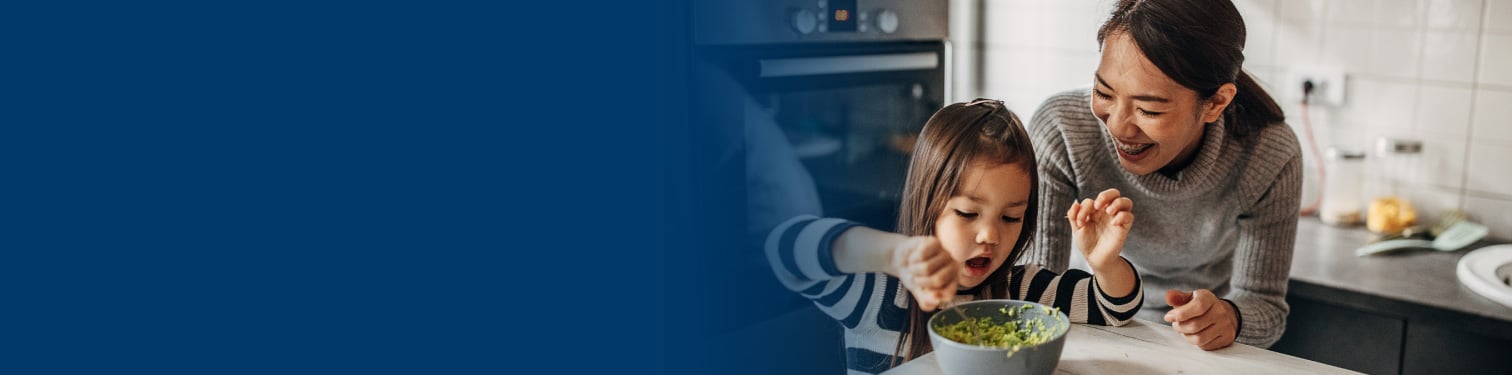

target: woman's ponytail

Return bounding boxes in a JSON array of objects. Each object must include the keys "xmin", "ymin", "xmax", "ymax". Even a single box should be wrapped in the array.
[{"xmin": 1227, "ymin": 70, "xmax": 1285, "ymax": 139}]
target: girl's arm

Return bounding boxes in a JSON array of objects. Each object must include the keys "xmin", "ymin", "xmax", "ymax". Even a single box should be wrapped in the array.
[
  {"xmin": 763, "ymin": 216, "xmax": 868, "ymax": 325},
  {"xmin": 1069, "ymin": 189, "xmax": 1139, "ymax": 299},
  {"xmin": 1007, "ymin": 262, "xmax": 1143, "ymax": 326},
  {"xmin": 764, "ymin": 215, "xmax": 959, "ymax": 324}
]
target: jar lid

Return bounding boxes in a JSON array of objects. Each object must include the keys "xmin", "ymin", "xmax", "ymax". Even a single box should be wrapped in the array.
[{"xmin": 1325, "ymin": 148, "xmax": 1366, "ymax": 160}]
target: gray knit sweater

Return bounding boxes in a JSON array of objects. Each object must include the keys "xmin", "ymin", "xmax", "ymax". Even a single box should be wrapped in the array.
[{"xmin": 1022, "ymin": 89, "xmax": 1302, "ymax": 348}]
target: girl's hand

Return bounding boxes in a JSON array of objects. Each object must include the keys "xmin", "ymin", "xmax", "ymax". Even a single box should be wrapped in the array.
[
  {"xmin": 888, "ymin": 236, "xmax": 958, "ymax": 311},
  {"xmin": 1068, "ymin": 188, "xmax": 1134, "ymax": 269}
]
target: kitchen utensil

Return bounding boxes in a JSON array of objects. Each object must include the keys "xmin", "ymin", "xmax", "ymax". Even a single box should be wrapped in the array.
[
  {"xmin": 1355, "ymin": 210, "xmax": 1488, "ymax": 256},
  {"xmin": 940, "ymin": 300, "xmax": 982, "ymax": 345}
]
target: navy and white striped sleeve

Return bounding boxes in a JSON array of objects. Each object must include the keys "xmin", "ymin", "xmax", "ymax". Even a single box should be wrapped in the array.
[
  {"xmin": 764, "ymin": 215, "xmax": 879, "ymax": 324},
  {"xmin": 1007, "ymin": 260, "xmax": 1143, "ymax": 326}
]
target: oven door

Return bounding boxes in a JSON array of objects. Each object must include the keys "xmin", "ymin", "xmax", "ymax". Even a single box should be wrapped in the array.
[{"xmin": 705, "ymin": 40, "xmax": 948, "ymax": 234}]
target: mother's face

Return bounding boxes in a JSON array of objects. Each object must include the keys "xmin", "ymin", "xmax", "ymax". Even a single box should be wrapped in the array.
[{"xmin": 1090, "ymin": 31, "xmax": 1230, "ymax": 176}]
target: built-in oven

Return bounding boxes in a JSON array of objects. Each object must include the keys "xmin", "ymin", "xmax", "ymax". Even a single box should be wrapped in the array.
[
  {"xmin": 684, "ymin": 1, "xmax": 949, "ymax": 371},
  {"xmin": 695, "ymin": 0, "xmax": 949, "ymax": 235}
]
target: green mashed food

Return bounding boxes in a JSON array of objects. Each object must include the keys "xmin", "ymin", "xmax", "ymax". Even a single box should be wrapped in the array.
[{"xmin": 935, "ymin": 304, "xmax": 1065, "ymax": 353}]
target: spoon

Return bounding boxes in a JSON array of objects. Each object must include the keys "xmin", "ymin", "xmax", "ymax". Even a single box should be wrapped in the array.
[
  {"xmin": 1355, "ymin": 210, "xmax": 1488, "ymax": 256},
  {"xmin": 940, "ymin": 300, "xmax": 981, "ymax": 345}
]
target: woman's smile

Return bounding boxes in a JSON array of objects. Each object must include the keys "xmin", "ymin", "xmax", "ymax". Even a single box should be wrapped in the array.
[{"xmin": 1114, "ymin": 138, "xmax": 1155, "ymax": 161}]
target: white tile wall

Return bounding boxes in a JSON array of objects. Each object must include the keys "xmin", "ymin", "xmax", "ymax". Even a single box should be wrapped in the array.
[
  {"xmin": 1471, "ymin": 89, "xmax": 1512, "ymax": 142},
  {"xmin": 1276, "ymin": 19, "xmax": 1325, "ymax": 65},
  {"xmin": 1240, "ymin": 0, "xmax": 1280, "ymax": 66},
  {"xmin": 1370, "ymin": 28, "xmax": 1423, "ymax": 78},
  {"xmin": 1047, "ymin": 9, "xmax": 1103, "ymax": 53},
  {"xmin": 1465, "ymin": 195, "xmax": 1512, "ymax": 239},
  {"xmin": 1326, "ymin": 0, "xmax": 1376, "ymax": 27},
  {"xmin": 1425, "ymin": 0, "xmax": 1485, "ymax": 30},
  {"xmin": 1486, "ymin": 0, "xmax": 1512, "ymax": 33},
  {"xmin": 1380, "ymin": 183, "xmax": 1463, "ymax": 221},
  {"xmin": 1465, "ymin": 140, "xmax": 1512, "ymax": 196},
  {"xmin": 1248, "ymin": 66, "xmax": 1285, "ymax": 96},
  {"xmin": 1477, "ymin": 34, "xmax": 1512, "ymax": 86},
  {"xmin": 1321, "ymin": 26, "xmax": 1374, "ymax": 73},
  {"xmin": 1402, "ymin": 134, "xmax": 1469, "ymax": 189},
  {"xmin": 1046, "ymin": 52, "xmax": 1099, "ymax": 91},
  {"xmin": 983, "ymin": 0, "xmax": 1046, "ymax": 48},
  {"xmin": 1415, "ymin": 84, "xmax": 1475, "ymax": 138},
  {"xmin": 982, "ymin": 49, "xmax": 1047, "ymax": 108},
  {"xmin": 1281, "ymin": 0, "xmax": 1328, "ymax": 22},
  {"xmin": 1340, "ymin": 79, "xmax": 1418, "ymax": 131},
  {"xmin": 1420, "ymin": 31, "xmax": 1482, "ymax": 83},
  {"xmin": 1376, "ymin": 0, "xmax": 1426, "ymax": 28}
]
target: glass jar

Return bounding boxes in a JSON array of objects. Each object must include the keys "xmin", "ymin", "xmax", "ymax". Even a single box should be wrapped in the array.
[{"xmin": 1320, "ymin": 148, "xmax": 1366, "ymax": 225}]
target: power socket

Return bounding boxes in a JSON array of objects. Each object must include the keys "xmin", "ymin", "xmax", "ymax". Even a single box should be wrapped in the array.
[{"xmin": 1287, "ymin": 67, "xmax": 1346, "ymax": 106}]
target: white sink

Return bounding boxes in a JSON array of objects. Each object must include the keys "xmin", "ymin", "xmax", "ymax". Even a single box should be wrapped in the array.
[{"xmin": 1458, "ymin": 244, "xmax": 1512, "ymax": 309}]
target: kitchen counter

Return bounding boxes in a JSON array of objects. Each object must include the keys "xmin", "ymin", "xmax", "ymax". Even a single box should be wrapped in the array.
[
  {"xmin": 884, "ymin": 319, "xmax": 1357, "ymax": 374},
  {"xmin": 1272, "ymin": 217, "xmax": 1512, "ymax": 374},
  {"xmin": 1287, "ymin": 217, "xmax": 1512, "ymax": 332}
]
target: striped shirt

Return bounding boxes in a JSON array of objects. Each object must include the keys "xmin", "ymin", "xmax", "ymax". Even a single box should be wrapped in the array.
[{"xmin": 765, "ymin": 215, "xmax": 1144, "ymax": 374}]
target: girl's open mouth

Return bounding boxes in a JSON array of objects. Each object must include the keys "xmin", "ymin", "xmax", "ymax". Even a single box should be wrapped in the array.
[{"xmin": 965, "ymin": 256, "xmax": 991, "ymax": 276}]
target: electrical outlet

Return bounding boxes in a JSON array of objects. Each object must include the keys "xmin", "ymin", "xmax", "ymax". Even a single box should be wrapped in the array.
[{"xmin": 1287, "ymin": 67, "xmax": 1346, "ymax": 106}]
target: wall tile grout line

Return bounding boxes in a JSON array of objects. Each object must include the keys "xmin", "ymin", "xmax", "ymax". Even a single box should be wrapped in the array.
[{"xmin": 1457, "ymin": 0, "xmax": 1491, "ymax": 214}]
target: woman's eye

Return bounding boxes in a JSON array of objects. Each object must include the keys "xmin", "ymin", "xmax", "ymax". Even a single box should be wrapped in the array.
[
  {"xmin": 1093, "ymin": 90, "xmax": 1112, "ymax": 100},
  {"xmin": 1002, "ymin": 215, "xmax": 1023, "ymax": 223},
  {"xmin": 955, "ymin": 209, "xmax": 978, "ymax": 219},
  {"xmin": 1137, "ymin": 108, "xmax": 1163, "ymax": 117}
]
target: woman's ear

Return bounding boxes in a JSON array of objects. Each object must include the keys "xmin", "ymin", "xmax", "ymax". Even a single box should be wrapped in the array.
[{"xmin": 1200, "ymin": 83, "xmax": 1238, "ymax": 124}]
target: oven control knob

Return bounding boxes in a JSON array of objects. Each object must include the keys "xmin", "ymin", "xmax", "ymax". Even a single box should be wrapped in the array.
[
  {"xmin": 876, "ymin": 9, "xmax": 899, "ymax": 34},
  {"xmin": 793, "ymin": 9, "xmax": 818, "ymax": 35}
]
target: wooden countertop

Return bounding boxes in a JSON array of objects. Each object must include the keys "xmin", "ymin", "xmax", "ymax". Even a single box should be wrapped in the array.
[{"xmin": 884, "ymin": 319, "xmax": 1357, "ymax": 374}]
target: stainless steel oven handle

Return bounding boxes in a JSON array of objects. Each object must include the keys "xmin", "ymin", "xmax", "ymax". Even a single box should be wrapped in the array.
[{"xmin": 757, "ymin": 52, "xmax": 939, "ymax": 78}]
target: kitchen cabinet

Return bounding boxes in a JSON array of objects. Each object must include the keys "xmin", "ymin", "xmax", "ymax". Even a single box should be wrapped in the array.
[
  {"xmin": 1272, "ymin": 218, "xmax": 1512, "ymax": 374},
  {"xmin": 1271, "ymin": 295, "xmax": 1403, "ymax": 375},
  {"xmin": 1402, "ymin": 320, "xmax": 1512, "ymax": 374}
]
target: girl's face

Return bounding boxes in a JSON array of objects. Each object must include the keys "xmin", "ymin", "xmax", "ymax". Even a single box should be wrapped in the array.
[
  {"xmin": 1091, "ymin": 31, "xmax": 1222, "ymax": 176},
  {"xmin": 933, "ymin": 159, "xmax": 1030, "ymax": 289}
]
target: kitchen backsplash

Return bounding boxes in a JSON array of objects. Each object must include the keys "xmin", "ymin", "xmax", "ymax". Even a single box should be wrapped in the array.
[{"xmin": 958, "ymin": 0, "xmax": 1512, "ymax": 238}]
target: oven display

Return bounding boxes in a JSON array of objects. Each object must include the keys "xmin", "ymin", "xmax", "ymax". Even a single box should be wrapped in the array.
[{"xmin": 828, "ymin": 0, "xmax": 857, "ymax": 32}]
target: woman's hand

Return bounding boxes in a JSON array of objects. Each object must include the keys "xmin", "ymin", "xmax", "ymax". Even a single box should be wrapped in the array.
[
  {"xmin": 888, "ymin": 236, "xmax": 959, "ymax": 311},
  {"xmin": 1068, "ymin": 188, "xmax": 1134, "ymax": 269},
  {"xmin": 1165, "ymin": 289, "xmax": 1239, "ymax": 350}
]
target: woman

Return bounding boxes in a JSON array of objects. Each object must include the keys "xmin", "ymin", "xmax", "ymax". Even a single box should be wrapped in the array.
[{"xmin": 1024, "ymin": 0, "xmax": 1300, "ymax": 350}]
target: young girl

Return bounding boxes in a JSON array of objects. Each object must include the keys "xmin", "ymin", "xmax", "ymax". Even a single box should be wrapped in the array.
[{"xmin": 765, "ymin": 99, "xmax": 1144, "ymax": 374}]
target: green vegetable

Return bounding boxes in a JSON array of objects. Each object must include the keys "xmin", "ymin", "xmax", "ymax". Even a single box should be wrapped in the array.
[{"xmin": 936, "ymin": 304, "xmax": 1065, "ymax": 356}]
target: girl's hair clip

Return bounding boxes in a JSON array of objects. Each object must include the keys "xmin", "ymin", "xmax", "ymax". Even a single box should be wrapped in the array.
[{"xmin": 966, "ymin": 98, "xmax": 1002, "ymax": 107}]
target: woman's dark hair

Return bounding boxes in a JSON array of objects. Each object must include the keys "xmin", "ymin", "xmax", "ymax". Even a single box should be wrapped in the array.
[
  {"xmin": 1097, "ymin": 0, "xmax": 1285, "ymax": 138},
  {"xmin": 889, "ymin": 98, "xmax": 1039, "ymax": 367}
]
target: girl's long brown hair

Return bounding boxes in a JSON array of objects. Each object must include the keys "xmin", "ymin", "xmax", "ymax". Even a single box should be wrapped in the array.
[{"xmin": 889, "ymin": 98, "xmax": 1040, "ymax": 367}]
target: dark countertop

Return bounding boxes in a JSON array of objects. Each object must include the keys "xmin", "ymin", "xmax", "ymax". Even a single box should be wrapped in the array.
[{"xmin": 1289, "ymin": 217, "xmax": 1512, "ymax": 334}]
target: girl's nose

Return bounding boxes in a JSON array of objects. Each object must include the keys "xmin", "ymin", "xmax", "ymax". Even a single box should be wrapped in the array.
[{"xmin": 976, "ymin": 223, "xmax": 999, "ymax": 245}]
